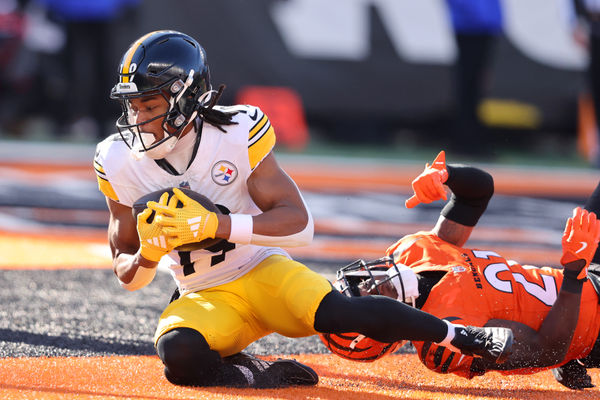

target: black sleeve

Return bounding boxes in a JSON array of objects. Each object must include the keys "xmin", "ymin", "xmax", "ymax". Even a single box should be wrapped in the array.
[
  {"xmin": 584, "ymin": 180, "xmax": 600, "ymax": 264},
  {"xmin": 440, "ymin": 164, "xmax": 494, "ymax": 227},
  {"xmin": 573, "ymin": 0, "xmax": 591, "ymax": 20}
]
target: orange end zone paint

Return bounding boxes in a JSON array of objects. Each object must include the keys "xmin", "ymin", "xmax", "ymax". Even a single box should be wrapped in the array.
[
  {"xmin": 0, "ymin": 230, "xmax": 563, "ymax": 270},
  {"xmin": 0, "ymin": 354, "xmax": 597, "ymax": 400},
  {"xmin": 0, "ymin": 231, "xmax": 111, "ymax": 269}
]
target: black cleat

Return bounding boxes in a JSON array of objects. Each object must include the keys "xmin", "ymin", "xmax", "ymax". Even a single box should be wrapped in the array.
[
  {"xmin": 450, "ymin": 325, "xmax": 514, "ymax": 364},
  {"xmin": 552, "ymin": 359, "xmax": 595, "ymax": 390},
  {"xmin": 224, "ymin": 352, "xmax": 318, "ymax": 388},
  {"xmin": 264, "ymin": 358, "xmax": 319, "ymax": 387}
]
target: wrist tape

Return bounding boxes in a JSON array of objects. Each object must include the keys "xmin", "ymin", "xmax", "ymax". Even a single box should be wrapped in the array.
[{"xmin": 229, "ymin": 214, "xmax": 253, "ymax": 244}]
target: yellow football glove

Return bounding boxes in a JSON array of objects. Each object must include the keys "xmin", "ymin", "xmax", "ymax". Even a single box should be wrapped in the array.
[
  {"xmin": 405, "ymin": 151, "xmax": 449, "ymax": 208},
  {"xmin": 149, "ymin": 187, "xmax": 219, "ymax": 245},
  {"xmin": 560, "ymin": 207, "xmax": 600, "ymax": 280},
  {"xmin": 137, "ymin": 192, "xmax": 181, "ymax": 262}
]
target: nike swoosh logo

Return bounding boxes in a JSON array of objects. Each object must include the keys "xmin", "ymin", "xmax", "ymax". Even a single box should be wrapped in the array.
[
  {"xmin": 249, "ymin": 109, "xmax": 258, "ymax": 121},
  {"xmin": 576, "ymin": 241, "xmax": 588, "ymax": 254}
]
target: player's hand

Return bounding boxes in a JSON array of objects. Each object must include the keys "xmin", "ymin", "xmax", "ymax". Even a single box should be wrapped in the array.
[
  {"xmin": 137, "ymin": 192, "xmax": 181, "ymax": 262},
  {"xmin": 405, "ymin": 151, "xmax": 449, "ymax": 208},
  {"xmin": 560, "ymin": 207, "xmax": 600, "ymax": 279},
  {"xmin": 149, "ymin": 187, "xmax": 219, "ymax": 245},
  {"xmin": 552, "ymin": 360, "xmax": 595, "ymax": 390}
]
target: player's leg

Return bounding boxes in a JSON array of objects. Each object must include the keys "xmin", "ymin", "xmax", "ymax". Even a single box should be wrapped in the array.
[
  {"xmin": 156, "ymin": 327, "xmax": 240, "ymax": 386},
  {"xmin": 246, "ymin": 255, "xmax": 511, "ymax": 364},
  {"xmin": 154, "ymin": 281, "xmax": 316, "ymax": 388},
  {"xmin": 156, "ymin": 327, "xmax": 316, "ymax": 388},
  {"xmin": 314, "ymin": 289, "xmax": 513, "ymax": 363},
  {"xmin": 154, "ymin": 290, "xmax": 256, "ymax": 387}
]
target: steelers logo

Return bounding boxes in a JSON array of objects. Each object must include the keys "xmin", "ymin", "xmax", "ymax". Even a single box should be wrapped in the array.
[{"xmin": 211, "ymin": 160, "xmax": 238, "ymax": 186}]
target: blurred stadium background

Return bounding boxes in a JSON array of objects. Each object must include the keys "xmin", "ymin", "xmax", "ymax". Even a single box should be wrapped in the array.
[
  {"xmin": 1, "ymin": 0, "xmax": 598, "ymax": 162},
  {"xmin": 2, "ymin": 0, "xmax": 600, "ymax": 398}
]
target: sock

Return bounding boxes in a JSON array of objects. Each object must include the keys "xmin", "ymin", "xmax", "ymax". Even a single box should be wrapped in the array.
[{"xmin": 436, "ymin": 320, "xmax": 461, "ymax": 352}]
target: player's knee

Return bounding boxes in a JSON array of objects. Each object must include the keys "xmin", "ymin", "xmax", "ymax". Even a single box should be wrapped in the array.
[
  {"xmin": 313, "ymin": 290, "xmax": 351, "ymax": 332},
  {"xmin": 156, "ymin": 328, "xmax": 221, "ymax": 385}
]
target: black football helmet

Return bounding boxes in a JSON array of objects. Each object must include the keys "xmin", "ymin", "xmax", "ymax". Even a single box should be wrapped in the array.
[{"xmin": 110, "ymin": 30, "xmax": 213, "ymax": 156}]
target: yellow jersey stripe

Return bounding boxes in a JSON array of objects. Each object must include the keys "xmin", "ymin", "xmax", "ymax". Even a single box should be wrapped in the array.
[
  {"xmin": 96, "ymin": 175, "xmax": 119, "ymax": 202},
  {"xmin": 249, "ymin": 115, "xmax": 268, "ymax": 140},
  {"xmin": 248, "ymin": 125, "xmax": 275, "ymax": 169},
  {"xmin": 93, "ymin": 160, "xmax": 105, "ymax": 174},
  {"xmin": 121, "ymin": 31, "xmax": 157, "ymax": 83}
]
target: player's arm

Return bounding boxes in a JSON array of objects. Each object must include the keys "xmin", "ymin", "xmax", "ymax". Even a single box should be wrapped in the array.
[
  {"xmin": 106, "ymin": 197, "xmax": 159, "ymax": 291},
  {"xmin": 482, "ymin": 289, "xmax": 582, "ymax": 371},
  {"xmin": 431, "ymin": 164, "xmax": 494, "ymax": 247},
  {"xmin": 406, "ymin": 151, "xmax": 494, "ymax": 247},
  {"xmin": 584, "ymin": 179, "xmax": 600, "ymax": 264},
  {"xmin": 218, "ymin": 152, "xmax": 312, "ymax": 246},
  {"xmin": 480, "ymin": 207, "xmax": 600, "ymax": 370}
]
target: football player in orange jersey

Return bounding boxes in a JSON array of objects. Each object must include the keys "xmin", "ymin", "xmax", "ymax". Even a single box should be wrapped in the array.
[{"xmin": 322, "ymin": 151, "xmax": 600, "ymax": 390}]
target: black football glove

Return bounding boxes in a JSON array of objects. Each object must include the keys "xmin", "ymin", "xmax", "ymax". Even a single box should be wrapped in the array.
[{"xmin": 552, "ymin": 359, "xmax": 595, "ymax": 390}]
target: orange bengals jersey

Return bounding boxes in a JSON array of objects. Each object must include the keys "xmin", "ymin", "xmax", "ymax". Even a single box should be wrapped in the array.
[{"xmin": 386, "ymin": 231, "xmax": 600, "ymax": 379}]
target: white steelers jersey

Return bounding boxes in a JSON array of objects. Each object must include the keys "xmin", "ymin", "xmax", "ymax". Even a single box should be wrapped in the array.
[{"xmin": 93, "ymin": 105, "xmax": 290, "ymax": 295}]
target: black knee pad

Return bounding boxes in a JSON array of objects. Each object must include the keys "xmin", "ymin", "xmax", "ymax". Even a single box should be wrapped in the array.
[{"xmin": 156, "ymin": 328, "xmax": 222, "ymax": 385}]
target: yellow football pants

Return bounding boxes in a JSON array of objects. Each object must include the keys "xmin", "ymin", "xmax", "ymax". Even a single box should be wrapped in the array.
[{"xmin": 154, "ymin": 255, "xmax": 333, "ymax": 357}]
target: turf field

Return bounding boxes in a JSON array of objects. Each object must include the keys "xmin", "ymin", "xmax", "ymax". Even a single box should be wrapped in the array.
[{"xmin": 1, "ymin": 142, "xmax": 599, "ymax": 398}]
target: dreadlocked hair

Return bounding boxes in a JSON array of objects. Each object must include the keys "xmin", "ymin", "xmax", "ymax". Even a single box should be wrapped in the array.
[{"xmin": 197, "ymin": 84, "xmax": 238, "ymax": 132}]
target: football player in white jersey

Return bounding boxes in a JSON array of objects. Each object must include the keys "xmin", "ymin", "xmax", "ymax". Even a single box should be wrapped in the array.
[{"xmin": 94, "ymin": 30, "xmax": 514, "ymax": 389}]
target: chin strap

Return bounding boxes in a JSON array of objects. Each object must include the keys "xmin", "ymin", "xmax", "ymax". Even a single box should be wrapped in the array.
[{"xmin": 131, "ymin": 131, "xmax": 179, "ymax": 160}]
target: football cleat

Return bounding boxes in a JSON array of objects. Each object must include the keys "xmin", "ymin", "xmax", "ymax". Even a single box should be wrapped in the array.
[
  {"xmin": 450, "ymin": 326, "xmax": 514, "ymax": 364},
  {"xmin": 225, "ymin": 352, "xmax": 318, "ymax": 388}
]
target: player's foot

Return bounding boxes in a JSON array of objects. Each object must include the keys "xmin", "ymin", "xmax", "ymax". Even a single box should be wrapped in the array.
[
  {"xmin": 263, "ymin": 358, "xmax": 319, "ymax": 387},
  {"xmin": 225, "ymin": 352, "xmax": 318, "ymax": 388},
  {"xmin": 450, "ymin": 326, "xmax": 514, "ymax": 364}
]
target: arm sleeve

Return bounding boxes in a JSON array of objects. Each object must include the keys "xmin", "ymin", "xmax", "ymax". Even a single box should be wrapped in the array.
[
  {"xmin": 585, "ymin": 180, "xmax": 600, "ymax": 264},
  {"xmin": 440, "ymin": 164, "xmax": 494, "ymax": 227}
]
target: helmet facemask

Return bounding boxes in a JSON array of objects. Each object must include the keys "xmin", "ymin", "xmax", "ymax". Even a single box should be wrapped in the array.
[
  {"xmin": 112, "ymin": 69, "xmax": 214, "ymax": 160},
  {"xmin": 319, "ymin": 256, "xmax": 412, "ymax": 362},
  {"xmin": 335, "ymin": 256, "xmax": 419, "ymax": 307}
]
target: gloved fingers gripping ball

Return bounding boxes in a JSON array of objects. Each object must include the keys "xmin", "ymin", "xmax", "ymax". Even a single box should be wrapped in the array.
[
  {"xmin": 133, "ymin": 188, "xmax": 223, "ymax": 252},
  {"xmin": 149, "ymin": 187, "xmax": 219, "ymax": 247},
  {"xmin": 405, "ymin": 151, "xmax": 449, "ymax": 208},
  {"xmin": 560, "ymin": 207, "xmax": 600, "ymax": 280},
  {"xmin": 136, "ymin": 192, "xmax": 181, "ymax": 261}
]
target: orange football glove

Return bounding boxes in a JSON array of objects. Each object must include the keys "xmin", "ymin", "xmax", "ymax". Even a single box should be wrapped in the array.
[
  {"xmin": 149, "ymin": 188, "xmax": 219, "ymax": 245},
  {"xmin": 405, "ymin": 151, "xmax": 449, "ymax": 208},
  {"xmin": 560, "ymin": 207, "xmax": 600, "ymax": 280}
]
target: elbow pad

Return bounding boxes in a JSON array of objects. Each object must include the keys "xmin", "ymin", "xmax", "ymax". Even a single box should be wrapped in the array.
[{"xmin": 120, "ymin": 265, "xmax": 157, "ymax": 291}]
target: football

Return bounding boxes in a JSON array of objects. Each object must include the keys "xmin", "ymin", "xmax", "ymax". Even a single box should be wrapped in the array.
[{"xmin": 132, "ymin": 187, "xmax": 223, "ymax": 251}]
